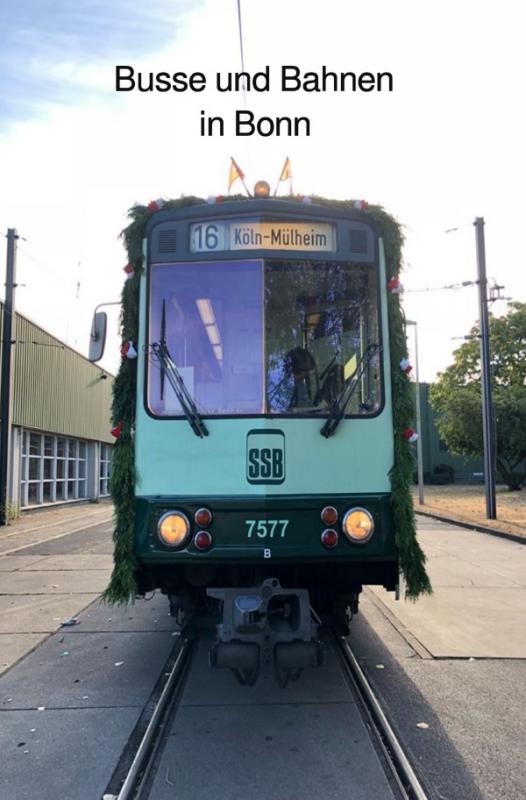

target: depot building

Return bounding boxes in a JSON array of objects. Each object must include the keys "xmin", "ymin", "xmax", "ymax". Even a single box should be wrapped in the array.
[{"xmin": 0, "ymin": 303, "xmax": 114, "ymax": 512}]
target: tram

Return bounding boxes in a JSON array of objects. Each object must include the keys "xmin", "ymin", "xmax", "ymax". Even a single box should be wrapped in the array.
[{"xmin": 91, "ymin": 186, "xmax": 429, "ymax": 685}]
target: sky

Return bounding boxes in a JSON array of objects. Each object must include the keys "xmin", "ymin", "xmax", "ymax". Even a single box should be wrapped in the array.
[{"xmin": 0, "ymin": 0, "xmax": 524, "ymax": 380}]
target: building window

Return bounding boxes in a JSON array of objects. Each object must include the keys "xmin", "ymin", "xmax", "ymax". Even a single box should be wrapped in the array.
[
  {"xmin": 99, "ymin": 444, "xmax": 112, "ymax": 497},
  {"xmin": 20, "ymin": 431, "xmax": 89, "ymax": 507}
]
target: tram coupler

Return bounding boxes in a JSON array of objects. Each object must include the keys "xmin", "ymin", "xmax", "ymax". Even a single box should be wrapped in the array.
[{"xmin": 207, "ymin": 578, "xmax": 324, "ymax": 687}]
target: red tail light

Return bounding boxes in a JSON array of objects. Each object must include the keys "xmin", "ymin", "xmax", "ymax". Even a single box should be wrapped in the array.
[
  {"xmin": 321, "ymin": 529, "xmax": 338, "ymax": 549},
  {"xmin": 195, "ymin": 508, "xmax": 212, "ymax": 527},
  {"xmin": 321, "ymin": 506, "xmax": 338, "ymax": 525},
  {"xmin": 194, "ymin": 531, "xmax": 212, "ymax": 550}
]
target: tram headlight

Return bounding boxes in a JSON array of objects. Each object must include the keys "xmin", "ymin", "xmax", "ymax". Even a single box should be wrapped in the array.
[
  {"xmin": 342, "ymin": 508, "xmax": 374, "ymax": 544},
  {"xmin": 158, "ymin": 511, "xmax": 190, "ymax": 547}
]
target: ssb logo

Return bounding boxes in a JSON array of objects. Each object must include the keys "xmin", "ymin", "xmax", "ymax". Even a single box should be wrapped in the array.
[{"xmin": 246, "ymin": 430, "xmax": 286, "ymax": 485}]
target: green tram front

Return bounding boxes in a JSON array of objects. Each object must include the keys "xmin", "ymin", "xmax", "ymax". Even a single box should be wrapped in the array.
[{"xmin": 134, "ymin": 199, "xmax": 398, "ymax": 682}]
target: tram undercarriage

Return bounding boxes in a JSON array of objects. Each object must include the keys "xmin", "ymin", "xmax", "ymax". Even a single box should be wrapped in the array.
[
  {"xmin": 208, "ymin": 578, "xmax": 324, "ymax": 687},
  {"xmin": 136, "ymin": 560, "xmax": 397, "ymax": 686}
]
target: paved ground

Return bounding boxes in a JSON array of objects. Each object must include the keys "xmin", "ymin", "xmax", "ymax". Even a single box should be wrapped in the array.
[
  {"xmin": 353, "ymin": 591, "xmax": 526, "ymax": 800},
  {"xmin": 361, "ymin": 517, "xmax": 526, "ymax": 800},
  {"xmin": 0, "ymin": 502, "xmax": 113, "ymax": 675},
  {"xmin": 0, "ymin": 502, "xmax": 113, "ymax": 556},
  {"xmin": 0, "ymin": 593, "xmax": 180, "ymax": 800},
  {"xmin": 371, "ymin": 518, "xmax": 526, "ymax": 658},
  {"xmin": 0, "ymin": 505, "xmax": 524, "ymax": 799}
]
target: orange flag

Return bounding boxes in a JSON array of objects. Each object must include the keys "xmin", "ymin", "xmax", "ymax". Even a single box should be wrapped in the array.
[
  {"xmin": 228, "ymin": 157, "xmax": 245, "ymax": 192},
  {"xmin": 274, "ymin": 157, "xmax": 293, "ymax": 196},
  {"xmin": 279, "ymin": 156, "xmax": 292, "ymax": 182}
]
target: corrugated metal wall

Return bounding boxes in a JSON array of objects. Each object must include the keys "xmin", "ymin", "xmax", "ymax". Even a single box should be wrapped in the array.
[{"xmin": 0, "ymin": 304, "xmax": 114, "ymax": 443}]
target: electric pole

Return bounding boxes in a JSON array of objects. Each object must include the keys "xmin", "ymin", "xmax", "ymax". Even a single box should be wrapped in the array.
[
  {"xmin": 474, "ymin": 217, "xmax": 497, "ymax": 519},
  {"xmin": 0, "ymin": 229, "xmax": 18, "ymax": 525}
]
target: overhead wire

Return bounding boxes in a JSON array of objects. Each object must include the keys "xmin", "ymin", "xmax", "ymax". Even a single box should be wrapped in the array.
[
  {"xmin": 236, "ymin": 0, "xmax": 248, "ymax": 108},
  {"xmin": 405, "ymin": 280, "xmax": 478, "ymax": 294},
  {"xmin": 16, "ymin": 242, "xmax": 69, "ymax": 285},
  {"xmin": 3, "ymin": 239, "xmax": 90, "ymax": 352}
]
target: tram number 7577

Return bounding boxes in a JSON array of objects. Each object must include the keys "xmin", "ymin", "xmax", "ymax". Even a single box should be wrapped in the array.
[{"xmin": 245, "ymin": 520, "xmax": 290, "ymax": 539}]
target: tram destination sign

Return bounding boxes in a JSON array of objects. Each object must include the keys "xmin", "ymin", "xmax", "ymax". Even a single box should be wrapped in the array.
[{"xmin": 189, "ymin": 219, "xmax": 336, "ymax": 253}]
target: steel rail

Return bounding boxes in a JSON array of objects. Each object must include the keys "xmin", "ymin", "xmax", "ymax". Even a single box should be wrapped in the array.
[
  {"xmin": 114, "ymin": 634, "xmax": 193, "ymax": 800},
  {"xmin": 337, "ymin": 637, "xmax": 430, "ymax": 800}
]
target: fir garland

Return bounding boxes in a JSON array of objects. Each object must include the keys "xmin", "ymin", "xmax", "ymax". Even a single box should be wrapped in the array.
[{"xmin": 104, "ymin": 195, "xmax": 431, "ymax": 604}]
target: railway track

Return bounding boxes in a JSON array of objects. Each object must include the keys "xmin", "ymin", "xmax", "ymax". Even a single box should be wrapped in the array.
[
  {"xmin": 102, "ymin": 632, "xmax": 195, "ymax": 800},
  {"xmin": 335, "ymin": 636, "xmax": 430, "ymax": 800},
  {"xmin": 103, "ymin": 627, "xmax": 431, "ymax": 800}
]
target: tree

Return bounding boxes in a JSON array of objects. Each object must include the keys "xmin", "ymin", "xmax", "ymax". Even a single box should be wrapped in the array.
[{"xmin": 429, "ymin": 302, "xmax": 526, "ymax": 490}]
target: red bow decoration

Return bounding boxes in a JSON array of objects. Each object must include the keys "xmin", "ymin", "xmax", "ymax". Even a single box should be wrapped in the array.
[
  {"xmin": 121, "ymin": 341, "xmax": 137, "ymax": 360},
  {"xmin": 403, "ymin": 427, "xmax": 418, "ymax": 443},
  {"xmin": 387, "ymin": 277, "xmax": 403, "ymax": 294},
  {"xmin": 111, "ymin": 422, "xmax": 124, "ymax": 439},
  {"xmin": 147, "ymin": 198, "xmax": 165, "ymax": 212}
]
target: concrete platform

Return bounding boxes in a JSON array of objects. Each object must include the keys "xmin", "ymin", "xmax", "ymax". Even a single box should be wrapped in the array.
[
  {"xmin": 0, "ymin": 593, "xmax": 99, "ymax": 633},
  {"xmin": 370, "ymin": 519, "xmax": 526, "ymax": 658},
  {"xmin": 0, "ymin": 634, "xmax": 45, "ymax": 673},
  {"xmin": 0, "ymin": 630, "xmax": 177, "ymax": 709},
  {"xmin": 0, "ymin": 569, "xmax": 110, "ymax": 595},
  {"xmin": 0, "ymin": 506, "xmax": 113, "ymax": 674},
  {"xmin": 70, "ymin": 594, "xmax": 176, "ymax": 632},
  {"xmin": 0, "ymin": 707, "xmax": 141, "ymax": 800},
  {"xmin": 0, "ymin": 502, "xmax": 112, "ymax": 556},
  {"xmin": 0, "ymin": 509, "xmax": 184, "ymax": 800},
  {"xmin": 353, "ymin": 592, "xmax": 520, "ymax": 800},
  {"xmin": 16, "ymin": 554, "xmax": 113, "ymax": 571},
  {"xmin": 0, "ymin": 555, "xmax": 46, "ymax": 571}
]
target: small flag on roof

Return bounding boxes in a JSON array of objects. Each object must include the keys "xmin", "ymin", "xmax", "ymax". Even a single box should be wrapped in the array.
[
  {"xmin": 228, "ymin": 157, "xmax": 245, "ymax": 192},
  {"xmin": 274, "ymin": 157, "xmax": 293, "ymax": 195}
]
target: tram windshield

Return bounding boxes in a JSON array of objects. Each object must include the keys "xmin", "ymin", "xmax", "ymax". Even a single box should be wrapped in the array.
[{"xmin": 148, "ymin": 260, "xmax": 381, "ymax": 417}]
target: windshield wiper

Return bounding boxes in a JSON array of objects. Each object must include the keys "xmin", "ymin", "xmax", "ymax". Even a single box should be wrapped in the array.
[
  {"xmin": 320, "ymin": 343, "xmax": 380, "ymax": 439},
  {"xmin": 151, "ymin": 341, "xmax": 209, "ymax": 438}
]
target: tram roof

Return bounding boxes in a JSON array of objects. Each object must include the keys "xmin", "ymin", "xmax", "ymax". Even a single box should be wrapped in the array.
[{"xmin": 143, "ymin": 197, "xmax": 382, "ymax": 238}]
